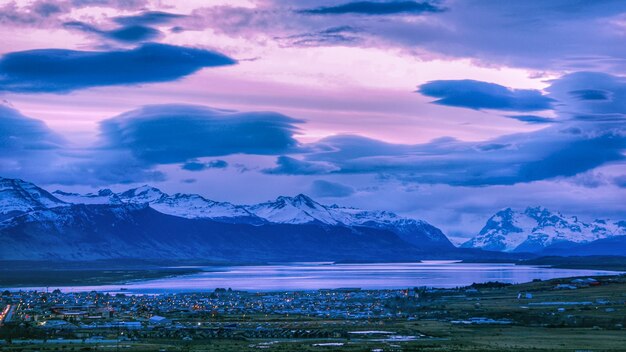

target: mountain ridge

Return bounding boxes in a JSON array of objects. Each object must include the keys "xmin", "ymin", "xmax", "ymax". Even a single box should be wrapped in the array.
[
  {"xmin": 51, "ymin": 182, "xmax": 455, "ymax": 249},
  {"xmin": 462, "ymin": 206, "xmax": 625, "ymax": 253},
  {"xmin": 0, "ymin": 177, "xmax": 458, "ymax": 261},
  {"xmin": 3, "ymin": 177, "xmax": 623, "ymax": 260}
]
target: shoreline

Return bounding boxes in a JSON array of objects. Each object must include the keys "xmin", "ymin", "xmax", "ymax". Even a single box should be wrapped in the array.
[{"xmin": 2, "ymin": 261, "xmax": 624, "ymax": 293}]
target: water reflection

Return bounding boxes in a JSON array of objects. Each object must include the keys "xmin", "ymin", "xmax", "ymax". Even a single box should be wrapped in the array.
[{"xmin": 10, "ymin": 262, "xmax": 620, "ymax": 293}]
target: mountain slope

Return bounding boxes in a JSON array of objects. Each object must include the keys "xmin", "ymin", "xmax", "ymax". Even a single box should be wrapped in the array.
[
  {"xmin": 56, "ymin": 185, "xmax": 262, "ymax": 223},
  {"xmin": 462, "ymin": 207, "xmax": 625, "ymax": 252},
  {"xmin": 54, "ymin": 188, "xmax": 454, "ymax": 249},
  {"xmin": 329, "ymin": 206, "xmax": 454, "ymax": 249},
  {"xmin": 0, "ymin": 203, "xmax": 429, "ymax": 262},
  {"xmin": 0, "ymin": 177, "xmax": 66, "ymax": 220},
  {"xmin": 53, "ymin": 189, "xmax": 123, "ymax": 205},
  {"xmin": 247, "ymin": 194, "xmax": 343, "ymax": 225},
  {"xmin": 541, "ymin": 235, "xmax": 626, "ymax": 256}
]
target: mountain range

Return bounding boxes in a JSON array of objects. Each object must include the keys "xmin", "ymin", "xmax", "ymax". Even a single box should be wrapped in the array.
[
  {"xmin": 1, "ymin": 177, "xmax": 624, "ymax": 262},
  {"xmin": 462, "ymin": 207, "xmax": 626, "ymax": 254},
  {"xmin": 52, "ymin": 185, "xmax": 453, "ymax": 249},
  {"xmin": 0, "ymin": 177, "xmax": 458, "ymax": 262}
]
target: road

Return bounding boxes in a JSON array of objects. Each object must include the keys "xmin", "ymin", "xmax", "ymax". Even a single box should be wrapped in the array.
[{"xmin": 0, "ymin": 304, "xmax": 14, "ymax": 326}]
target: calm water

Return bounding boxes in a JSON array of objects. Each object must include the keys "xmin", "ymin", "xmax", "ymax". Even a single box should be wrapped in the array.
[{"xmin": 8, "ymin": 261, "xmax": 622, "ymax": 294}]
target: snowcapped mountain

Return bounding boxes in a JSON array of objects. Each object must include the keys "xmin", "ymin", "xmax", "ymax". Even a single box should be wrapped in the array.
[
  {"xmin": 247, "ymin": 194, "xmax": 345, "ymax": 225},
  {"xmin": 245, "ymin": 194, "xmax": 453, "ymax": 249},
  {"xmin": 0, "ymin": 177, "xmax": 532, "ymax": 261},
  {"xmin": 0, "ymin": 177, "xmax": 66, "ymax": 219},
  {"xmin": 53, "ymin": 185, "xmax": 260, "ymax": 223},
  {"xmin": 0, "ymin": 203, "xmax": 433, "ymax": 261},
  {"xmin": 53, "ymin": 189, "xmax": 123, "ymax": 205},
  {"xmin": 48, "ymin": 187, "xmax": 453, "ymax": 248},
  {"xmin": 0, "ymin": 178, "xmax": 453, "ymax": 261},
  {"xmin": 119, "ymin": 185, "xmax": 167, "ymax": 204},
  {"xmin": 462, "ymin": 207, "xmax": 626, "ymax": 252},
  {"xmin": 149, "ymin": 193, "xmax": 259, "ymax": 223}
]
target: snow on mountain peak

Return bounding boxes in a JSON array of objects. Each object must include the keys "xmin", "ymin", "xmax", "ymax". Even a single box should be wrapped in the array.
[
  {"xmin": 53, "ymin": 189, "xmax": 123, "ymax": 205},
  {"xmin": 243, "ymin": 194, "xmax": 453, "ymax": 248},
  {"xmin": 248, "ymin": 193, "xmax": 342, "ymax": 225},
  {"xmin": 52, "ymin": 185, "xmax": 258, "ymax": 221},
  {"xmin": 463, "ymin": 207, "xmax": 626, "ymax": 252},
  {"xmin": 1, "ymin": 177, "xmax": 453, "ymax": 250},
  {"xmin": 150, "ymin": 192, "xmax": 255, "ymax": 220},
  {"xmin": 119, "ymin": 185, "xmax": 166, "ymax": 203},
  {"xmin": 0, "ymin": 177, "xmax": 66, "ymax": 216}
]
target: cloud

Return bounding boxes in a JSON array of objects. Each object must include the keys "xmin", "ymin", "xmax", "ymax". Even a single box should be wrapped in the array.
[
  {"xmin": 302, "ymin": 120, "xmax": 625, "ymax": 186},
  {"xmin": 370, "ymin": 0, "xmax": 626, "ymax": 71},
  {"xmin": 418, "ymin": 79, "xmax": 554, "ymax": 111},
  {"xmin": 99, "ymin": 104, "xmax": 303, "ymax": 164},
  {"xmin": 64, "ymin": 21, "xmax": 162, "ymax": 43},
  {"xmin": 68, "ymin": 0, "xmax": 148, "ymax": 10},
  {"xmin": 263, "ymin": 72, "xmax": 626, "ymax": 186},
  {"xmin": 0, "ymin": 0, "xmax": 149, "ymax": 27},
  {"xmin": 0, "ymin": 43, "xmax": 236, "ymax": 93},
  {"xmin": 614, "ymin": 175, "xmax": 626, "ymax": 188},
  {"xmin": 310, "ymin": 180, "xmax": 355, "ymax": 197},
  {"xmin": 1, "ymin": 104, "xmax": 306, "ymax": 185},
  {"xmin": 182, "ymin": 159, "xmax": 229, "ymax": 171},
  {"xmin": 565, "ymin": 171, "xmax": 610, "ymax": 188},
  {"xmin": 0, "ymin": 103, "xmax": 165, "ymax": 185},
  {"xmin": 60, "ymin": 10, "xmax": 184, "ymax": 44},
  {"xmin": 112, "ymin": 11, "xmax": 186, "ymax": 26},
  {"xmin": 546, "ymin": 72, "xmax": 626, "ymax": 117},
  {"xmin": 299, "ymin": 1, "xmax": 444, "ymax": 15},
  {"xmin": 0, "ymin": 104, "xmax": 65, "ymax": 153},
  {"xmin": 57, "ymin": 150, "xmax": 166, "ymax": 185},
  {"xmin": 32, "ymin": 1, "xmax": 63, "ymax": 17},
  {"xmin": 202, "ymin": 0, "xmax": 626, "ymax": 71},
  {"xmin": 263, "ymin": 156, "xmax": 340, "ymax": 175},
  {"xmin": 504, "ymin": 115, "xmax": 556, "ymax": 124},
  {"xmin": 277, "ymin": 26, "xmax": 362, "ymax": 47},
  {"xmin": 569, "ymin": 89, "xmax": 610, "ymax": 101}
]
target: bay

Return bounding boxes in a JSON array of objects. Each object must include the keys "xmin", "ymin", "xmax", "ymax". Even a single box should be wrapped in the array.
[{"xmin": 8, "ymin": 261, "xmax": 621, "ymax": 294}]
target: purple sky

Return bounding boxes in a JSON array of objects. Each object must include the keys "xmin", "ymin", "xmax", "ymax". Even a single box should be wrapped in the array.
[{"xmin": 1, "ymin": 0, "xmax": 625, "ymax": 242}]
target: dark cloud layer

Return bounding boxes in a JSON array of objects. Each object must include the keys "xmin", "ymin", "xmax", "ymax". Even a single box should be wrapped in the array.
[
  {"xmin": 267, "ymin": 72, "xmax": 626, "ymax": 186},
  {"xmin": 0, "ymin": 0, "xmax": 149, "ymax": 27},
  {"xmin": 182, "ymin": 159, "xmax": 229, "ymax": 171},
  {"xmin": 300, "ymin": 1, "xmax": 443, "ymax": 15},
  {"xmin": 1, "ymin": 103, "xmax": 304, "ymax": 185},
  {"xmin": 310, "ymin": 180, "xmax": 355, "ymax": 197},
  {"xmin": 278, "ymin": 26, "xmax": 362, "ymax": 47},
  {"xmin": 0, "ymin": 43, "xmax": 236, "ymax": 93},
  {"xmin": 264, "ymin": 156, "xmax": 339, "ymax": 175},
  {"xmin": 547, "ymin": 72, "xmax": 626, "ymax": 118},
  {"xmin": 203, "ymin": 1, "xmax": 626, "ymax": 72},
  {"xmin": 418, "ymin": 79, "xmax": 554, "ymax": 111},
  {"xmin": 100, "ymin": 104, "xmax": 303, "ymax": 164},
  {"xmin": 614, "ymin": 175, "xmax": 626, "ymax": 188},
  {"xmin": 504, "ymin": 115, "xmax": 556, "ymax": 124},
  {"xmin": 0, "ymin": 103, "xmax": 166, "ymax": 185},
  {"xmin": 0, "ymin": 104, "xmax": 64, "ymax": 153},
  {"xmin": 373, "ymin": 0, "xmax": 626, "ymax": 71},
  {"xmin": 4, "ymin": 1, "xmax": 626, "ymax": 73},
  {"xmin": 64, "ymin": 21, "xmax": 162, "ymax": 42},
  {"xmin": 112, "ymin": 11, "xmax": 185, "ymax": 26},
  {"xmin": 267, "ymin": 123, "xmax": 625, "ymax": 186}
]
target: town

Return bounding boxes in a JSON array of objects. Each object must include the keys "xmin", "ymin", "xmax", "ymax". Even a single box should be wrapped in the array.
[{"xmin": 1, "ymin": 274, "xmax": 626, "ymax": 351}]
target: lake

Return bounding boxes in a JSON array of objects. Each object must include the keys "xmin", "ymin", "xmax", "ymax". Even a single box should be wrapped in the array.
[{"xmin": 9, "ymin": 261, "xmax": 622, "ymax": 294}]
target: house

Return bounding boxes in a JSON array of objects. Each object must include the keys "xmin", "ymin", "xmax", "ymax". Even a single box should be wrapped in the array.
[{"xmin": 149, "ymin": 315, "xmax": 171, "ymax": 325}]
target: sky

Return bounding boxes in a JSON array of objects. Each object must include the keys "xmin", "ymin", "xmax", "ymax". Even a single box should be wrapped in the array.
[{"xmin": 1, "ymin": 0, "xmax": 625, "ymax": 242}]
